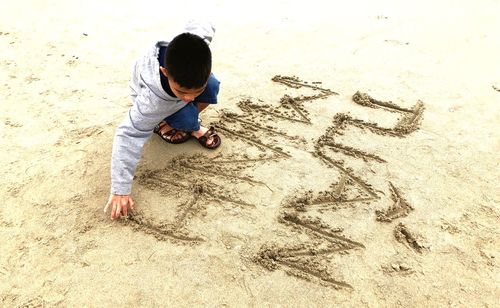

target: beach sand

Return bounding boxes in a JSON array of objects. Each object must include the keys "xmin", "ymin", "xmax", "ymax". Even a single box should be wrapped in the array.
[{"xmin": 1, "ymin": 0, "xmax": 499, "ymax": 306}]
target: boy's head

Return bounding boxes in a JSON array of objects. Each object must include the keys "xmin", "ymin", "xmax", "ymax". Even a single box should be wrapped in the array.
[{"xmin": 160, "ymin": 33, "xmax": 211, "ymax": 102}]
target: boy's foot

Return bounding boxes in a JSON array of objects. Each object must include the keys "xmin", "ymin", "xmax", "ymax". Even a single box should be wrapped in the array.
[
  {"xmin": 154, "ymin": 121, "xmax": 191, "ymax": 144},
  {"xmin": 191, "ymin": 126, "xmax": 221, "ymax": 149}
]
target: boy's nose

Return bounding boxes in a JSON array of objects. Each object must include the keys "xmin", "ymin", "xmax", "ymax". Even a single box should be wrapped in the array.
[{"xmin": 182, "ymin": 96, "xmax": 193, "ymax": 103}]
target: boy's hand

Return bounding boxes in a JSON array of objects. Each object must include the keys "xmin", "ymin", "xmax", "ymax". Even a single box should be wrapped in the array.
[{"xmin": 104, "ymin": 194, "xmax": 135, "ymax": 220}]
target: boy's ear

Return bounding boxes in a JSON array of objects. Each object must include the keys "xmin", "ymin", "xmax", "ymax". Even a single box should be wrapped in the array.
[{"xmin": 159, "ymin": 66, "xmax": 169, "ymax": 77}]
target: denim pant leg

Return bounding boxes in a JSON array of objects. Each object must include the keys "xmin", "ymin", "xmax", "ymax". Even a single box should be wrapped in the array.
[
  {"xmin": 165, "ymin": 73, "xmax": 220, "ymax": 132},
  {"xmin": 164, "ymin": 103, "xmax": 200, "ymax": 132},
  {"xmin": 194, "ymin": 73, "xmax": 220, "ymax": 104}
]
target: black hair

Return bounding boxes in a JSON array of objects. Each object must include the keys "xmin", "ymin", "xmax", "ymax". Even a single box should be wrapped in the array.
[{"xmin": 164, "ymin": 32, "xmax": 212, "ymax": 89}]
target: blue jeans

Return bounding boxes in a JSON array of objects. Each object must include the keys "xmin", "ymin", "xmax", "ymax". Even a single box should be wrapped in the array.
[{"xmin": 165, "ymin": 73, "xmax": 220, "ymax": 132}]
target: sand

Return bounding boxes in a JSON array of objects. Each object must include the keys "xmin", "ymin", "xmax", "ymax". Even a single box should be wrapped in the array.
[{"xmin": 1, "ymin": 0, "xmax": 499, "ymax": 306}]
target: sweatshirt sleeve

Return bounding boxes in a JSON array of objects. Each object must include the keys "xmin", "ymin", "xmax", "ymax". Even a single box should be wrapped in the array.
[{"xmin": 110, "ymin": 88, "xmax": 165, "ymax": 195}]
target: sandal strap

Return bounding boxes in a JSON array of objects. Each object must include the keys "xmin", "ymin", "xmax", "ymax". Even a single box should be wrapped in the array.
[
  {"xmin": 154, "ymin": 121, "xmax": 167, "ymax": 134},
  {"xmin": 157, "ymin": 122, "xmax": 178, "ymax": 139},
  {"xmin": 202, "ymin": 126, "xmax": 216, "ymax": 139},
  {"xmin": 197, "ymin": 126, "xmax": 221, "ymax": 149}
]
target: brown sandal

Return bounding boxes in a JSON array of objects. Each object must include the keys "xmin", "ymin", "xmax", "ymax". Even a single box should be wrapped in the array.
[
  {"xmin": 195, "ymin": 126, "xmax": 221, "ymax": 149},
  {"xmin": 153, "ymin": 122, "xmax": 191, "ymax": 144}
]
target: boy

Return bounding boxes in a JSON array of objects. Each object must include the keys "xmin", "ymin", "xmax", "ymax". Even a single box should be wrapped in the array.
[{"xmin": 104, "ymin": 20, "xmax": 221, "ymax": 220}]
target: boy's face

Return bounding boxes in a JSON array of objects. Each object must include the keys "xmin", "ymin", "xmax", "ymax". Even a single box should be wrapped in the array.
[{"xmin": 160, "ymin": 67, "xmax": 206, "ymax": 103}]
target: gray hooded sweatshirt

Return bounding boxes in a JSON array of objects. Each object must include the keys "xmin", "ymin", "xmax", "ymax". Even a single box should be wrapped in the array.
[{"xmin": 110, "ymin": 20, "xmax": 216, "ymax": 195}]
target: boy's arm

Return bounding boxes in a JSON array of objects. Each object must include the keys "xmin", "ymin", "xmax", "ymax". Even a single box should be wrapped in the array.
[
  {"xmin": 107, "ymin": 90, "xmax": 166, "ymax": 219},
  {"xmin": 110, "ymin": 90, "xmax": 166, "ymax": 196}
]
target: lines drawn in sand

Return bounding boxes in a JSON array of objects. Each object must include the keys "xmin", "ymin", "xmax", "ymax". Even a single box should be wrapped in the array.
[
  {"xmin": 207, "ymin": 75, "xmax": 339, "ymax": 168},
  {"xmin": 394, "ymin": 222, "xmax": 427, "ymax": 253},
  {"xmin": 131, "ymin": 75, "xmax": 337, "ymax": 243},
  {"xmin": 127, "ymin": 164, "xmax": 257, "ymax": 243},
  {"xmin": 281, "ymin": 174, "xmax": 377, "ymax": 213},
  {"xmin": 272, "ymin": 75, "xmax": 339, "ymax": 96},
  {"xmin": 376, "ymin": 182, "xmax": 414, "ymax": 222},
  {"xmin": 134, "ymin": 75, "xmax": 424, "ymax": 289},
  {"xmin": 255, "ymin": 212, "xmax": 364, "ymax": 289},
  {"xmin": 279, "ymin": 212, "xmax": 365, "ymax": 248},
  {"xmin": 216, "ymin": 123, "xmax": 291, "ymax": 159},
  {"xmin": 351, "ymin": 91, "xmax": 425, "ymax": 135},
  {"xmin": 318, "ymin": 138, "xmax": 387, "ymax": 163},
  {"xmin": 127, "ymin": 211, "xmax": 203, "ymax": 243},
  {"xmin": 234, "ymin": 75, "xmax": 337, "ymax": 125},
  {"xmin": 254, "ymin": 84, "xmax": 424, "ymax": 289},
  {"xmin": 310, "ymin": 91, "xmax": 424, "ymax": 208}
]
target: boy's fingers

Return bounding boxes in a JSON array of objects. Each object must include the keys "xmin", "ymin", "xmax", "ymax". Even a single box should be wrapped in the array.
[
  {"xmin": 111, "ymin": 202, "xmax": 117, "ymax": 219},
  {"xmin": 115, "ymin": 202, "xmax": 122, "ymax": 219},
  {"xmin": 122, "ymin": 204, "xmax": 128, "ymax": 217},
  {"xmin": 119, "ymin": 198, "xmax": 128, "ymax": 217},
  {"xmin": 105, "ymin": 196, "xmax": 134, "ymax": 219}
]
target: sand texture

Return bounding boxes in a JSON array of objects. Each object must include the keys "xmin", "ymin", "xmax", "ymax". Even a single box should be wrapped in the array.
[{"xmin": 1, "ymin": 0, "xmax": 499, "ymax": 306}]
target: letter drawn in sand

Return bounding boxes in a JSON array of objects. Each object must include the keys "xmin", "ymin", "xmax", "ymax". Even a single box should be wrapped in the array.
[
  {"xmin": 255, "ymin": 212, "xmax": 364, "ymax": 289},
  {"xmin": 129, "ymin": 165, "xmax": 256, "ymax": 242},
  {"xmin": 254, "ymin": 80, "xmax": 425, "ymax": 290},
  {"xmin": 376, "ymin": 182, "xmax": 414, "ymax": 222}
]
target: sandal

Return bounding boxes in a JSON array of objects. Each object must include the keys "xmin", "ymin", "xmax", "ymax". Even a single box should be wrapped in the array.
[
  {"xmin": 195, "ymin": 126, "xmax": 221, "ymax": 149},
  {"xmin": 153, "ymin": 121, "xmax": 191, "ymax": 144}
]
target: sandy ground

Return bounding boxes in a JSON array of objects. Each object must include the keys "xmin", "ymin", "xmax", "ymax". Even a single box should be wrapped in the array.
[{"xmin": 1, "ymin": 0, "xmax": 499, "ymax": 306}]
